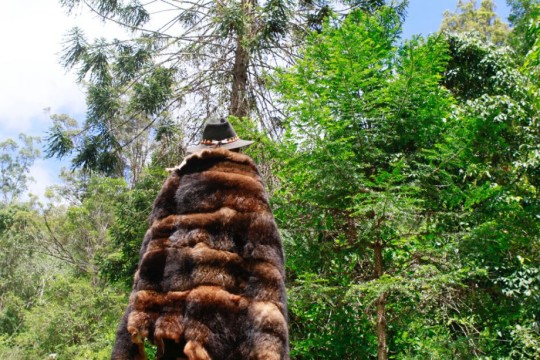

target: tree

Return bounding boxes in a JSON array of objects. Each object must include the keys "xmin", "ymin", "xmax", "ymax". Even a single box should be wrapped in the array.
[
  {"xmin": 47, "ymin": 0, "xmax": 296, "ymax": 175},
  {"xmin": 440, "ymin": 0, "xmax": 509, "ymax": 45},
  {"xmin": 404, "ymin": 30, "xmax": 540, "ymax": 358},
  {"xmin": 48, "ymin": 0, "xmax": 406, "ymax": 175},
  {"xmin": 0, "ymin": 134, "xmax": 40, "ymax": 205},
  {"xmin": 273, "ymin": 5, "xmax": 540, "ymax": 358},
  {"xmin": 0, "ymin": 204, "xmax": 47, "ymax": 311},
  {"xmin": 440, "ymin": 33, "xmax": 540, "ymax": 358},
  {"xmin": 274, "ymin": 8, "xmax": 458, "ymax": 358},
  {"xmin": 6, "ymin": 275, "xmax": 125, "ymax": 359},
  {"xmin": 0, "ymin": 174, "xmax": 130, "ymax": 358},
  {"xmin": 37, "ymin": 173, "xmax": 127, "ymax": 278},
  {"xmin": 98, "ymin": 166, "xmax": 166, "ymax": 286},
  {"xmin": 507, "ymin": 0, "xmax": 540, "ymax": 58}
]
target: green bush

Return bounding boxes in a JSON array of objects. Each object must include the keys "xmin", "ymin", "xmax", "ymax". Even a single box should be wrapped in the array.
[{"xmin": 5, "ymin": 275, "xmax": 125, "ymax": 359}]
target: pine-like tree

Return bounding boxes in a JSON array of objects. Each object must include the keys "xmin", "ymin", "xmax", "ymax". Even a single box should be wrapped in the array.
[{"xmin": 47, "ymin": 0, "xmax": 406, "ymax": 175}]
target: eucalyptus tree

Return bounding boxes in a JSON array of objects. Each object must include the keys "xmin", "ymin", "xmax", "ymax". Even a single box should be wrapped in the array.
[
  {"xmin": 48, "ymin": 0, "xmax": 405, "ymax": 175},
  {"xmin": 0, "ymin": 134, "xmax": 40, "ymax": 205},
  {"xmin": 440, "ymin": 0, "xmax": 509, "ymax": 45}
]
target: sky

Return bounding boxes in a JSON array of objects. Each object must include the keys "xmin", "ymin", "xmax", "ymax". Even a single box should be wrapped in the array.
[{"xmin": 0, "ymin": 0, "xmax": 511, "ymax": 201}]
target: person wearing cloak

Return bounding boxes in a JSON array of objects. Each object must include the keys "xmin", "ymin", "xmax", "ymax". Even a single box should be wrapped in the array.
[{"xmin": 112, "ymin": 118, "xmax": 289, "ymax": 360}]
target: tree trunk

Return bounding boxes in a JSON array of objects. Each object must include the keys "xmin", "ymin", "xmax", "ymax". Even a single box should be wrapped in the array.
[
  {"xmin": 229, "ymin": 39, "xmax": 250, "ymax": 118},
  {"xmin": 229, "ymin": 0, "xmax": 254, "ymax": 119},
  {"xmin": 374, "ymin": 241, "xmax": 388, "ymax": 360}
]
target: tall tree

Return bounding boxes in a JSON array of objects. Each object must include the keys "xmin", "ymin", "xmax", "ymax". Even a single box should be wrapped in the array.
[
  {"xmin": 274, "ymin": 5, "xmax": 540, "ymax": 358},
  {"xmin": 48, "ymin": 0, "xmax": 296, "ymax": 175},
  {"xmin": 48, "ymin": 0, "xmax": 405, "ymax": 175},
  {"xmin": 274, "ymin": 8, "xmax": 456, "ymax": 358},
  {"xmin": 440, "ymin": 0, "xmax": 509, "ymax": 45}
]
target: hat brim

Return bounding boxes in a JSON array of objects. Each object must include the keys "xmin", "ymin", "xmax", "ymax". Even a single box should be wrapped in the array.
[{"xmin": 186, "ymin": 139, "xmax": 254, "ymax": 154}]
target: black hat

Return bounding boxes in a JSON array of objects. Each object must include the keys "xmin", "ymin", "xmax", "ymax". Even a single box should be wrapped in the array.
[{"xmin": 186, "ymin": 118, "xmax": 254, "ymax": 153}]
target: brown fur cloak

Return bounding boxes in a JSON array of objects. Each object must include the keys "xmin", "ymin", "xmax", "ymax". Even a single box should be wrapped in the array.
[{"xmin": 112, "ymin": 148, "xmax": 289, "ymax": 360}]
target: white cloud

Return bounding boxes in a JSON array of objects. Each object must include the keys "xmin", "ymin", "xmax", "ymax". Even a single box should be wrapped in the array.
[
  {"xmin": 0, "ymin": 0, "xmax": 128, "ymax": 137},
  {"xmin": 0, "ymin": 0, "xmax": 131, "ymax": 202}
]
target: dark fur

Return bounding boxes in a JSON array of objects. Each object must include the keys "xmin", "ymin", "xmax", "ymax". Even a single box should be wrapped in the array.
[{"xmin": 112, "ymin": 149, "xmax": 288, "ymax": 360}]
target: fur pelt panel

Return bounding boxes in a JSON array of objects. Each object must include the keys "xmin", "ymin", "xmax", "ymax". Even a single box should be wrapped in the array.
[{"xmin": 112, "ymin": 149, "xmax": 289, "ymax": 360}]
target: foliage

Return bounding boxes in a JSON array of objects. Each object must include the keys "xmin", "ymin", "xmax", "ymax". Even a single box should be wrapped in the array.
[
  {"xmin": 1, "ymin": 275, "xmax": 125, "ymax": 360},
  {"xmin": 37, "ymin": 174, "xmax": 128, "ymax": 277},
  {"xmin": 0, "ymin": 204, "xmax": 122, "ymax": 359},
  {"xmin": 417, "ymin": 16, "xmax": 539, "ymax": 359},
  {"xmin": 514, "ymin": 1, "xmax": 540, "ymax": 81},
  {"xmin": 46, "ymin": 101, "xmax": 179, "ymax": 184},
  {"xmin": 272, "ymin": 5, "xmax": 540, "ymax": 358},
  {"xmin": 99, "ymin": 166, "xmax": 167, "ymax": 286},
  {"xmin": 48, "ymin": 0, "xmax": 409, "ymax": 175},
  {"xmin": 442, "ymin": 32, "xmax": 522, "ymax": 100},
  {"xmin": 0, "ymin": 175, "xmax": 129, "ymax": 359},
  {"xmin": 0, "ymin": 134, "xmax": 40, "ymax": 205},
  {"xmin": 440, "ymin": 0, "xmax": 509, "ymax": 45},
  {"xmin": 3, "ymin": 1, "xmax": 540, "ymax": 358},
  {"xmin": 272, "ymin": 7, "xmax": 475, "ymax": 358},
  {"xmin": 0, "ymin": 204, "xmax": 48, "ymax": 309},
  {"xmin": 507, "ymin": 0, "xmax": 540, "ymax": 59}
]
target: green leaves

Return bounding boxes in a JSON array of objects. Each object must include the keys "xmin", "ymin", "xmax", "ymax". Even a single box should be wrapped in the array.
[
  {"xmin": 0, "ymin": 135, "xmax": 40, "ymax": 205},
  {"xmin": 443, "ymin": 33, "xmax": 524, "ymax": 101},
  {"xmin": 113, "ymin": 40, "xmax": 152, "ymax": 83},
  {"xmin": 99, "ymin": 166, "xmax": 166, "ymax": 285},
  {"xmin": 440, "ymin": 0, "xmax": 509, "ymax": 46},
  {"xmin": 87, "ymin": 84, "xmax": 121, "ymax": 122},
  {"xmin": 260, "ymin": 0, "xmax": 292, "ymax": 43},
  {"xmin": 45, "ymin": 127, "xmax": 74, "ymax": 160},
  {"xmin": 6, "ymin": 275, "xmax": 125, "ymax": 358},
  {"xmin": 53, "ymin": 37, "xmax": 178, "ymax": 176},
  {"xmin": 62, "ymin": 0, "xmax": 150, "ymax": 27},
  {"xmin": 71, "ymin": 132, "xmax": 123, "ymax": 175},
  {"xmin": 118, "ymin": 0, "xmax": 150, "ymax": 27},
  {"xmin": 272, "ymin": 4, "xmax": 540, "ymax": 357},
  {"xmin": 78, "ymin": 38, "xmax": 113, "ymax": 85},
  {"xmin": 273, "ymin": 7, "xmax": 466, "ymax": 358},
  {"xmin": 62, "ymin": 27, "xmax": 88, "ymax": 71},
  {"xmin": 131, "ymin": 66, "xmax": 175, "ymax": 114}
]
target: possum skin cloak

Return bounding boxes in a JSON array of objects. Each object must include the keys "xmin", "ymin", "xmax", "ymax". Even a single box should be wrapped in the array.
[{"xmin": 112, "ymin": 148, "xmax": 289, "ymax": 360}]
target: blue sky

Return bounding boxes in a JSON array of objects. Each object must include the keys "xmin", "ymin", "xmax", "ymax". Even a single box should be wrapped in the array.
[{"xmin": 0, "ymin": 0, "xmax": 511, "ymax": 200}]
